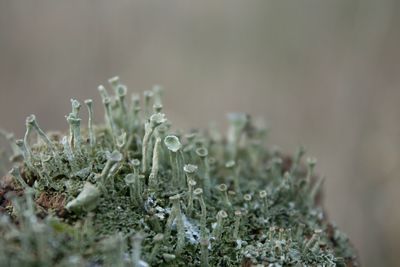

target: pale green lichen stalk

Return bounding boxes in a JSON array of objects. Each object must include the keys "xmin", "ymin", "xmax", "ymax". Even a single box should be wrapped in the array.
[{"xmin": 0, "ymin": 77, "xmax": 358, "ymax": 267}]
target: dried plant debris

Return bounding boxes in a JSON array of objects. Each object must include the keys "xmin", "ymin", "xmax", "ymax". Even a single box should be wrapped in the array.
[{"xmin": 0, "ymin": 77, "xmax": 358, "ymax": 267}]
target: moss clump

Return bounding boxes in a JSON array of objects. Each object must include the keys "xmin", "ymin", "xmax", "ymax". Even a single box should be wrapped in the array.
[{"xmin": 0, "ymin": 77, "xmax": 358, "ymax": 266}]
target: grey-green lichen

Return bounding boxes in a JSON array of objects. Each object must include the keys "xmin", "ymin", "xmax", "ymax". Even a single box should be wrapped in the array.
[{"xmin": 0, "ymin": 77, "xmax": 358, "ymax": 267}]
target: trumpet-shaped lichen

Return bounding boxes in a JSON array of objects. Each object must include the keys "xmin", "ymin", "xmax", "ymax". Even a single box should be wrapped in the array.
[{"xmin": 0, "ymin": 77, "xmax": 358, "ymax": 267}]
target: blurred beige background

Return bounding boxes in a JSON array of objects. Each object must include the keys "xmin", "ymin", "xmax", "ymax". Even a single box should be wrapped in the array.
[{"xmin": 0, "ymin": 1, "xmax": 399, "ymax": 266}]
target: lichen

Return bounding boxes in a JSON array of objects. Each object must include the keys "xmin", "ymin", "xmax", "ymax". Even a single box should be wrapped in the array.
[{"xmin": 0, "ymin": 77, "xmax": 358, "ymax": 267}]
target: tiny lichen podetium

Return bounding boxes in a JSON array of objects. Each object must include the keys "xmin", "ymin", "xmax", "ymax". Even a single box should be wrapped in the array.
[{"xmin": 0, "ymin": 77, "xmax": 359, "ymax": 267}]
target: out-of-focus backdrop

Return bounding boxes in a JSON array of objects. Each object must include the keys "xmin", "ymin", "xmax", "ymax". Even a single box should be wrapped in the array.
[{"xmin": 0, "ymin": 1, "xmax": 399, "ymax": 266}]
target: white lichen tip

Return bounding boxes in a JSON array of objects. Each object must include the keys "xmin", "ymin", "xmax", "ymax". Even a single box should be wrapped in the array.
[
  {"xmin": 150, "ymin": 113, "xmax": 166, "ymax": 126},
  {"xmin": 116, "ymin": 84, "xmax": 127, "ymax": 96},
  {"xmin": 193, "ymin": 188, "xmax": 203, "ymax": 196},
  {"xmin": 227, "ymin": 113, "xmax": 248, "ymax": 127},
  {"xmin": 169, "ymin": 194, "xmax": 181, "ymax": 201},
  {"xmin": 259, "ymin": 190, "xmax": 267, "ymax": 198},
  {"xmin": 225, "ymin": 160, "xmax": 236, "ymax": 168},
  {"xmin": 164, "ymin": 135, "xmax": 182, "ymax": 152},
  {"xmin": 306, "ymin": 157, "xmax": 317, "ymax": 167},
  {"xmin": 106, "ymin": 151, "xmax": 123, "ymax": 162},
  {"xmin": 124, "ymin": 174, "xmax": 135, "ymax": 185},
  {"xmin": 71, "ymin": 99, "xmax": 81, "ymax": 111},
  {"xmin": 183, "ymin": 164, "xmax": 198, "ymax": 174},
  {"xmin": 217, "ymin": 210, "xmax": 228, "ymax": 219},
  {"xmin": 217, "ymin": 184, "xmax": 227, "ymax": 192},
  {"xmin": 26, "ymin": 114, "xmax": 36, "ymax": 126},
  {"xmin": 97, "ymin": 85, "xmax": 109, "ymax": 100},
  {"xmin": 188, "ymin": 180, "xmax": 197, "ymax": 187},
  {"xmin": 195, "ymin": 147, "xmax": 208, "ymax": 157},
  {"xmin": 243, "ymin": 194, "xmax": 252, "ymax": 201},
  {"xmin": 131, "ymin": 159, "xmax": 141, "ymax": 167},
  {"xmin": 108, "ymin": 76, "xmax": 120, "ymax": 87}
]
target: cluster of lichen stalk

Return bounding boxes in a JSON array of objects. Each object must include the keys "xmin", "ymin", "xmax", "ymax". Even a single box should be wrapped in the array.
[{"xmin": 0, "ymin": 77, "xmax": 357, "ymax": 267}]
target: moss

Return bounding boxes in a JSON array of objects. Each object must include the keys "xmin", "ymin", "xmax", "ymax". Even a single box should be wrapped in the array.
[{"xmin": 0, "ymin": 78, "xmax": 358, "ymax": 266}]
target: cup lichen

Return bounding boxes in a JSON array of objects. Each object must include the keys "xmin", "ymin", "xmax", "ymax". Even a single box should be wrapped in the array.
[{"xmin": 0, "ymin": 77, "xmax": 358, "ymax": 267}]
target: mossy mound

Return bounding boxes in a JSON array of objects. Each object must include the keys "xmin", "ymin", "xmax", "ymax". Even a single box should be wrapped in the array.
[{"xmin": 0, "ymin": 78, "xmax": 358, "ymax": 266}]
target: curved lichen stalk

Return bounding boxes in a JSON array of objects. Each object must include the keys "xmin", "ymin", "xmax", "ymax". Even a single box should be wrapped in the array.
[{"xmin": 0, "ymin": 77, "xmax": 358, "ymax": 267}]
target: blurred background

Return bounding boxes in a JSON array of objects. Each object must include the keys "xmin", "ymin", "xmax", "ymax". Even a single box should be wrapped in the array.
[{"xmin": 0, "ymin": 0, "xmax": 399, "ymax": 266}]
